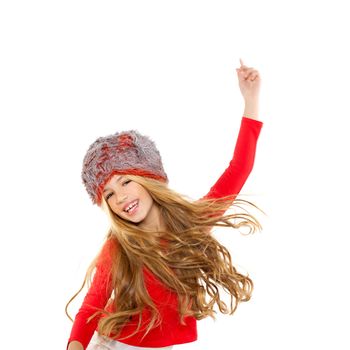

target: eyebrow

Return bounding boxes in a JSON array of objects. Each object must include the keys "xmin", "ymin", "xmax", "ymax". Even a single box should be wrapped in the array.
[{"xmin": 103, "ymin": 176, "xmax": 123, "ymax": 193}]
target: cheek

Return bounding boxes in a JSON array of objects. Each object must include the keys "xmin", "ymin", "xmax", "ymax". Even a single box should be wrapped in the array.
[{"xmin": 142, "ymin": 193, "xmax": 153, "ymax": 206}]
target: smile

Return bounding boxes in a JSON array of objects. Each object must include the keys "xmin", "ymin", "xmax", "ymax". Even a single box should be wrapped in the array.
[{"xmin": 124, "ymin": 200, "xmax": 139, "ymax": 214}]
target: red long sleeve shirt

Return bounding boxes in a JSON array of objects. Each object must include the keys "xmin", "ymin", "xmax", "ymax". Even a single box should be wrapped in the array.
[{"xmin": 67, "ymin": 116, "xmax": 263, "ymax": 349}]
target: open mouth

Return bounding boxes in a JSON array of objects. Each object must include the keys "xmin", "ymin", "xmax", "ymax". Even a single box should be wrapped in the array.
[{"xmin": 124, "ymin": 200, "xmax": 139, "ymax": 214}]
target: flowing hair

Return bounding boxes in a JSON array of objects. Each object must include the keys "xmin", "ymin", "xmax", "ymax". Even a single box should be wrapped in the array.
[{"xmin": 65, "ymin": 174, "xmax": 264, "ymax": 341}]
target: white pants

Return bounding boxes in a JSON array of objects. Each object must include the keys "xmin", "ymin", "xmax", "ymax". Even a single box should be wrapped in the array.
[{"xmin": 86, "ymin": 331, "xmax": 174, "ymax": 350}]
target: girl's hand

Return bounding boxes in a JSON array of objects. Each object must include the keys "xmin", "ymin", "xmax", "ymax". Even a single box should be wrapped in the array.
[{"xmin": 236, "ymin": 58, "xmax": 261, "ymax": 102}]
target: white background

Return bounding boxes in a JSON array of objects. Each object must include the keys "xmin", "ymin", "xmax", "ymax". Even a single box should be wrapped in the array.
[{"xmin": 1, "ymin": 1, "xmax": 349, "ymax": 349}]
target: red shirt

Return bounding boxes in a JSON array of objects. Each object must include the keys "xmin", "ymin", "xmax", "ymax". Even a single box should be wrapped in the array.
[{"xmin": 67, "ymin": 116, "xmax": 263, "ymax": 349}]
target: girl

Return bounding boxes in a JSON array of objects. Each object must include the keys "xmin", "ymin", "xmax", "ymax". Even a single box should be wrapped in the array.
[{"xmin": 65, "ymin": 59, "xmax": 264, "ymax": 350}]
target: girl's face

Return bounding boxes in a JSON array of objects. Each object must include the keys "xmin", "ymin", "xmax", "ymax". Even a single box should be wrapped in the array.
[{"xmin": 103, "ymin": 174, "xmax": 163, "ymax": 230}]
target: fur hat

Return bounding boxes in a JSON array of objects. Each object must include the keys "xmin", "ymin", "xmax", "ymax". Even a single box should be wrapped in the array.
[{"xmin": 81, "ymin": 130, "xmax": 168, "ymax": 206}]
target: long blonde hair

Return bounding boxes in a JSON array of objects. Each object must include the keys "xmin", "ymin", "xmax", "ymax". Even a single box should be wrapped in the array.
[{"xmin": 65, "ymin": 174, "xmax": 264, "ymax": 341}]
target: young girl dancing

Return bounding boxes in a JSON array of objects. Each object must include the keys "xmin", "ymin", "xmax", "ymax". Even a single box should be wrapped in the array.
[{"xmin": 66, "ymin": 59, "xmax": 264, "ymax": 350}]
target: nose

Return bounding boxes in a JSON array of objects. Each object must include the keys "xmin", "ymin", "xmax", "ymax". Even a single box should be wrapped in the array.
[{"xmin": 117, "ymin": 194, "xmax": 128, "ymax": 204}]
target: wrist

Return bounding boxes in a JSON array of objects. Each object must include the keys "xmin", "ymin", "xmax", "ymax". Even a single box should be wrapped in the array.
[
  {"xmin": 243, "ymin": 99, "xmax": 259, "ymax": 120},
  {"xmin": 244, "ymin": 97, "xmax": 259, "ymax": 106}
]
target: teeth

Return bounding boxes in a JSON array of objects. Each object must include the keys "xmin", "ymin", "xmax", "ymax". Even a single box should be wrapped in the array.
[{"xmin": 125, "ymin": 201, "xmax": 137, "ymax": 212}]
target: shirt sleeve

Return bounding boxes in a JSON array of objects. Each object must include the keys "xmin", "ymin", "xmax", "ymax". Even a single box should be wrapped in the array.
[
  {"xmin": 66, "ymin": 239, "xmax": 115, "ymax": 350},
  {"xmin": 199, "ymin": 116, "xmax": 263, "ymax": 202}
]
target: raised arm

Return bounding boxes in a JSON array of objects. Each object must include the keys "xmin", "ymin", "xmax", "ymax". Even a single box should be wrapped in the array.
[
  {"xmin": 200, "ymin": 115, "xmax": 263, "ymax": 202},
  {"xmin": 67, "ymin": 239, "xmax": 115, "ymax": 350},
  {"xmin": 200, "ymin": 58, "xmax": 263, "ymax": 203}
]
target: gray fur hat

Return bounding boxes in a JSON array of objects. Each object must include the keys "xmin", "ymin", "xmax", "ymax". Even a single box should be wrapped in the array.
[{"xmin": 81, "ymin": 130, "xmax": 168, "ymax": 206}]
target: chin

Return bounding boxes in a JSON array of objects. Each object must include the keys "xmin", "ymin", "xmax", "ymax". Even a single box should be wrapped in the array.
[{"xmin": 119, "ymin": 215, "xmax": 144, "ymax": 226}]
